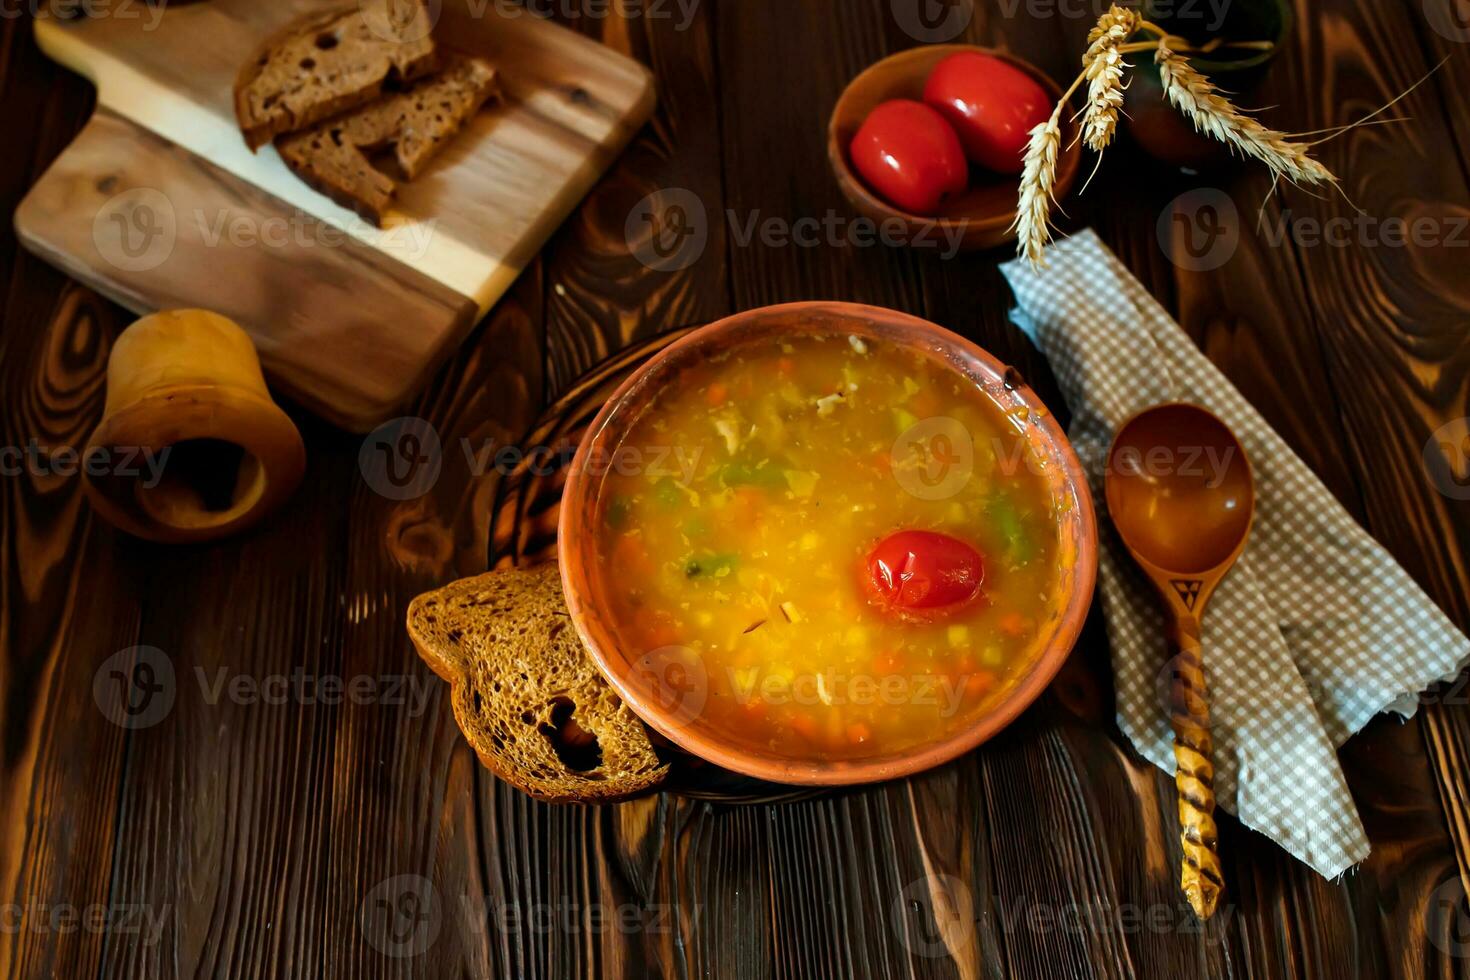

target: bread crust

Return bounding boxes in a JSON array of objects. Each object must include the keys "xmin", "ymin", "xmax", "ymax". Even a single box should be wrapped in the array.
[
  {"xmin": 233, "ymin": 1, "xmax": 438, "ymax": 151},
  {"xmin": 275, "ymin": 54, "xmax": 498, "ymax": 225},
  {"xmin": 406, "ymin": 564, "xmax": 669, "ymax": 804}
]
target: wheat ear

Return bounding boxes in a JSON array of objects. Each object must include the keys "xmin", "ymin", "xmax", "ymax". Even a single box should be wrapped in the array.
[
  {"xmin": 1015, "ymin": 6, "xmax": 1137, "ymax": 266},
  {"xmin": 1083, "ymin": 45, "xmax": 1130, "ymax": 152},
  {"xmin": 1085, "ymin": 4, "xmax": 1141, "ymax": 57},
  {"xmin": 1082, "ymin": 4, "xmax": 1141, "ymax": 151},
  {"xmin": 1013, "ymin": 117, "xmax": 1062, "ymax": 266},
  {"xmin": 1023, "ymin": 4, "xmax": 1146, "ymax": 264},
  {"xmin": 1155, "ymin": 41, "xmax": 1336, "ymax": 186}
]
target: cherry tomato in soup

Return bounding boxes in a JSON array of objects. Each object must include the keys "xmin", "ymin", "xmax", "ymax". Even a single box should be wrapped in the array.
[
  {"xmin": 865, "ymin": 530, "xmax": 985, "ymax": 619},
  {"xmin": 922, "ymin": 51, "xmax": 1050, "ymax": 174},
  {"xmin": 849, "ymin": 99, "xmax": 968, "ymax": 215}
]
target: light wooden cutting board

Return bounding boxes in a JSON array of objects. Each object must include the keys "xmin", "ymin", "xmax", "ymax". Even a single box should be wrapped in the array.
[{"xmin": 15, "ymin": 0, "xmax": 655, "ymax": 431}]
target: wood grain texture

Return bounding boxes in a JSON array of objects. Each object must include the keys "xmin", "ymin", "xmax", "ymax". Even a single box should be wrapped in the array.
[
  {"xmin": 1266, "ymin": 0, "xmax": 1470, "ymax": 958},
  {"xmin": 541, "ymin": 0, "xmax": 730, "ymax": 393},
  {"xmin": 0, "ymin": 283, "xmax": 140, "ymax": 980},
  {"xmin": 0, "ymin": 19, "xmax": 140, "ymax": 976},
  {"xmin": 3, "ymin": 1, "xmax": 1470, "ymax": 979}
]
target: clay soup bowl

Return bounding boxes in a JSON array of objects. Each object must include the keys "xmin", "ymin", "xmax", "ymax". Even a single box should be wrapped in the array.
[{"xmin": 560, "ymin": 301, "xmax": 1098, "ymax": 786}]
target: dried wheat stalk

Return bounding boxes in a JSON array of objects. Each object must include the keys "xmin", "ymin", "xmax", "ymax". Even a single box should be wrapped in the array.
[
  {"xmin": 1013, "ymin": 117, "xmax": 1062, "ymax": 266},
  {"xmin": 1015, "ymin": 3, "xmax": 1339, "ymax": 269},
  {"xmin": 1081, "ymin": 3, "xmax": 1139, "ymax": 151},
  {"xmin": 1084, "ymin": 5, "xmax": 1141, "ymax": 60},
  {"xmin": 1155, "ymin": 41, "xmax": 1336, "ymax": 186},
  {"xmin": 1083, "ymin": 44, "xmax": 1128, "ymax": 152}
]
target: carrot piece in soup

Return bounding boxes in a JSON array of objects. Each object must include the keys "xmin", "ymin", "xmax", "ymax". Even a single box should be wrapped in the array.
[
  {"xmin": 706, "ymin": 382, "xmax": 729, "ymax": 407},
  {"xmin": 998, "ymin": 612, "xmax": 1028, "ymax": 637},
  {"xmin": 964, "ymin": 671, "xmax": 996, "ymax": 698},
  {"xmin": 911, "ymin": 389, "xmax": 941, "ymax": 418},
  {"xmin": 731, "ymin": 487, "xmax": 766, "ymax": 526},
  {"xmin": 613, "ymin": 534, "xmax": 654, "ymax": 578},
  {"xmin": 635, "ymin": 607, "xmax": 681, "ymax": 648}
]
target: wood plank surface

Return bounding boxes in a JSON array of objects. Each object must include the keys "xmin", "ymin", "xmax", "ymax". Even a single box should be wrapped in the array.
[
  {"xmin": 2, "ymin": 1, "xmax": 1469, "ymax": 978},
  {"xmin": 0, "ymin": 27, "xmax": 142, "ymax": 978}
]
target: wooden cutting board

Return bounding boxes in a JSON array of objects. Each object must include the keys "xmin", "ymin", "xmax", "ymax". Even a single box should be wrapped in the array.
[{"xmin": 15, "ymin": 1, "xmax": 655, "ymax": 431}]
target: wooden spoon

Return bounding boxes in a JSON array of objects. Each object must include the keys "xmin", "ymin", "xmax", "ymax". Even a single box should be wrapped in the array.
[{"xmin": 1105, "ymin": 403, "xmax": 1255, "ymax": 920}]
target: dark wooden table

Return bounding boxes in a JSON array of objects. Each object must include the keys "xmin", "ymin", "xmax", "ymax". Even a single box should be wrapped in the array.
[{"xmin": 4, "ymin": 1, "xmax": 1470, "ymax": 977}]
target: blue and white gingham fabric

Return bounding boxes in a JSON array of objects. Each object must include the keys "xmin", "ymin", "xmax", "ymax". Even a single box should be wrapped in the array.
[{"xmin": 1001, "ymin": 228, "xmax": 1470, "ymax": 877}]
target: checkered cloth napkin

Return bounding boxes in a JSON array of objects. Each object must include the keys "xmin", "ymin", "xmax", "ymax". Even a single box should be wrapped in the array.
[{"xmin": 1000, "ymin": 229, "xmax": 1470, "ymax": 878}]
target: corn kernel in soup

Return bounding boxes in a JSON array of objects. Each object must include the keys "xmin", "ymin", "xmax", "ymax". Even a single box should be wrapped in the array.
[{"xmin": 595, "ymin": 332, "xmax": 1062, "ymax": 761}]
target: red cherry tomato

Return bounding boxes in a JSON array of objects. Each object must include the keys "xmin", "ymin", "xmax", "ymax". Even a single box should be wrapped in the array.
[
  {"xmin": 864, "ymin": 530, "xmax": 985, "ymax": 620},
  {"xmin": 849, "ymin": 99, "xmax": 968, "ymax": 215},
  {"xmin": 922, "ymin": 51, "xmax": 1051, "ymax": 174}
]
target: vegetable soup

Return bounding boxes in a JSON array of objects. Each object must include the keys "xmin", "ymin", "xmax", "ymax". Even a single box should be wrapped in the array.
[{"xmin": 594, "ymin": 331, "xmax": 1065, "ymax": 761}]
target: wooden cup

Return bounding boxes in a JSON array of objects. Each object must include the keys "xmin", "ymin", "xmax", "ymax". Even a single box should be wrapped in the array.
[{"xmin": 83, "ymin": 309, "xmax": 306, "ymax": 543}]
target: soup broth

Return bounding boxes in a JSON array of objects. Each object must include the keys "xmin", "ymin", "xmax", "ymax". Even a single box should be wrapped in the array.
[{"xmin": 594, "ymin": 331, "xmax": 1064, "ymax": 761}]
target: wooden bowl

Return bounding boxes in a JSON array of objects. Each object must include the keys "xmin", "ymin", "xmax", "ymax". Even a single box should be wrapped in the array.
[
  {"xmin": 827, "ymin": 45, "xmax": 1081, "ymax": 252},
  {"xmin": 559, "ymin": 301, "xmax": 1098, "ymax": 786}
]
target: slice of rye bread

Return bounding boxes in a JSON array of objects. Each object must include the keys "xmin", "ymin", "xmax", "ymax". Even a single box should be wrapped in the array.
[
  {"xmin": 407, "ymin": 564, "xmax": 669, "ymax": 803},
  {"xmin": 276, "ymin": 53, "xmax": 499, "ymax": 225},
  {"xmin": 234, "ymin": 0, "xmax": 438, "ymax": 151}
]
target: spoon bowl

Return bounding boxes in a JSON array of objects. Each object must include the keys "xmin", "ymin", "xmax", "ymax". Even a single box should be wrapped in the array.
[
  {"xmin": 1105, "ymin": 402, "xmax": 1255, "ymax": 922},
  {"xmin": 1107, "ymin": 403, "xmax": 1254, "ymax": 574}
]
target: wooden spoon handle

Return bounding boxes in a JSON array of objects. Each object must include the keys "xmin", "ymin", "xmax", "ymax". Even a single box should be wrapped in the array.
[{"xmin": 1167, "ymin": 618, "xmax": 1222, "ymax": 919}]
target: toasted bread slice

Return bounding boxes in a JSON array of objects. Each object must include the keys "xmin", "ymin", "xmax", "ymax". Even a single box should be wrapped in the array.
[
  {"xmin": 234, "ymin": 0, "xmax": 438, "ymax": 151},
  {"xmin": 407, "ymin": 564, "xmax": 668, "ymax": 803},
  {"xmin": 276, "ymin": 53, "xmax": 499, "ymax": 225}
]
